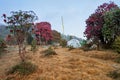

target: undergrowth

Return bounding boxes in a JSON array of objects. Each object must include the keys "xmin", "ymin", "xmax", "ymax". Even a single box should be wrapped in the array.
[
  {"xmin": 107, "ymin": 69, "xmax": 120, "ymax": 80},
  {"xmin": 114, "ymin": 56, "xmax": 120, "ymax": 63},
  {"xmin": 68, "ymin": 46, "xmax": 75, "ymax": 51},
  {"xmin": 7, "ymin": 61, "xmax": 37, "ymax": 75},
  {"xmin": 41, "ymin": 47, "xmax": 57, "ymax": 56}
]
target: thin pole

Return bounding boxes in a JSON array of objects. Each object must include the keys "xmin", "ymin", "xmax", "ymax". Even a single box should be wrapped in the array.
[{"xmin": 61, "ymin": 16, "xmax": 64, "ymax": 34}]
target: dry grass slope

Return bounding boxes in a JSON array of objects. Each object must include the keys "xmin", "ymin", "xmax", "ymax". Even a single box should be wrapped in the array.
[{"xmin": 0, "ymin": 46, "xmax": 120, "ymax": 80}]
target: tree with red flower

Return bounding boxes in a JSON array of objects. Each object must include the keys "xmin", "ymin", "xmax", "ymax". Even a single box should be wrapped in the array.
[
  {"xmin": 34, "ymin": 22, "xmax": 52, "ymax": 45},
  {"xmin": 84, "ymin": 2, "xmax": 119, "ymax": 48},
  {"xmin": 3, "ymin": 10, "xmax": 38, "ymax": 62}
]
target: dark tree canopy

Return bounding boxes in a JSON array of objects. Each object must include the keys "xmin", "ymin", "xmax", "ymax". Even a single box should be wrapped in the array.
[{"xmin": 52, "ymin": 30, "xmax": 61, "ymax": 43}]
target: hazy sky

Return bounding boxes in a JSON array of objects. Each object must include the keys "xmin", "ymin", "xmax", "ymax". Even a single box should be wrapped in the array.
[{"xmin": 0, "ymin": 0, "xmax": 120, "ymax": 38}]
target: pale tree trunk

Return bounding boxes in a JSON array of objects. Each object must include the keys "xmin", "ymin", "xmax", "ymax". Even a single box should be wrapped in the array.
[{"xmin": 23, "ymin": 37, "xmax": 27, "ymax": 54}]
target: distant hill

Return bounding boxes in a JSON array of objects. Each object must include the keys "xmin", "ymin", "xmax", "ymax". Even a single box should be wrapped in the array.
[
  {"xmin": 0, "ymin": 24, "xmax": 9, "ymax": 39},
  {"xmin": 61, "ymin": 34, "xmax": 83, "ymax": 42}
]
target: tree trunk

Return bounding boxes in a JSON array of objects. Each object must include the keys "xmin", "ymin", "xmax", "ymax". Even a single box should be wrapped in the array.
[
  {"xmin": 18, "ymin": 44, "xmax": 25, "ymax": 62},
  {"xmin": 18, "ymin": 35, "xmax": 26, "ymax": 62}
]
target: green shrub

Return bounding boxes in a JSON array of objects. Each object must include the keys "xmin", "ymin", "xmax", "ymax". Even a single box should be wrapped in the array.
[
  {"xmin": 27, "ymin": 33, "xmax": 33, "ymax": 45},
  {"xmin": 107, "ymin": 70, "xmax": 120, "ymax": 80},
  {"xmin": 81, "ymin": 43, "xmax": 92, "ymax": 51},
  {"xmin": 42, "ymin": 47, "xmax": 57, "ymax": 56},
  {"xmin": 80, "ymin": 40, "xmax": 87, "ymax": 47},
  {"xmin": 114, "ymin": 56, "xmax": 120, "ymax": 63},
  {"xmin": 7, "ymin": 61, "xmax": 37, "ymax": 75},
  {"xmin": 60, "ymin": 39, "xmax": 67, "ymax": 47},
  {"xmin": 31, "ymin": 39, "xmax": 37, "ymax": 52},
  {"xmin": 112, "ymin": 37, "xmax": 120, "ymax": 53},
  {"xmin": 68, "ymin": 46, "xmax": 75, "ymax": 51}
]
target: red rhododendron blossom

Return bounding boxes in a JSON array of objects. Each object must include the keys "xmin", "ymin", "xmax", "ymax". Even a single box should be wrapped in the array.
[
  {"xmin": 3, "ymin": 14, "xmax": 6, "ymax": 18},
  {"xmin": 16, "ymin": 29, "xmax": 20, "ymax": 32},
  {"xmin": 10, "ymin": 30, "xmax": 13, "ymax": 33},
  {"xmin": 4, "ymin": 19, "xmax": 6, "ymax": 23},
  {"xmin": 6, "ymin": 34, "xmax": 12, "ymax": 41}
]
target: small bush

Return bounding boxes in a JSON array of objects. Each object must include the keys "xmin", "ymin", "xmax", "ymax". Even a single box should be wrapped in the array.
[
  {"xmin": 112, "ymin": 37, "xmax": 120, "ymax": 54},
  {"xmin": 7, "ymin": 61, "xmax": 37, "ymax": 75},
  {"xmin": 60, "ymin": 39, "xmax": 67, "ymax": 47},
  {"xmin": 27, "ymin": 33, "xmax": 33, "ymax": 45},
  {"xmin": 114, "ymin": 56, "xmax": 120, "ymax": 63},
  {"xmin": 107, "ymin": 70, "xmax": 120, "ymax": 80},
  {"xmin": 68, "ymin": 46, "xmax": 75, "ymax": 51},
  {"xmin": 31, "ymin": 39, "xmax": 37, "ymax": 52},
  {"xmin": 81, "ymin": 43, "xmax": 92, "ymax": 51},
  {"xmin": 42, "ymin": 47, "xmax": 57, "ymax": 56}
]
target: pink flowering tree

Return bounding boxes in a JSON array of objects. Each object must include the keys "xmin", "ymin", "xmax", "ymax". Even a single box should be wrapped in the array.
[
  {"xmin": 3, "ymin": 10, "xmax": 38, "ymax": 62},
  {"xmin": 34, "ymin": 22, "xmax": 52, "ymax": 45},
  {"xmin": 84, "ymin": 2, "xmax": 119, "ymax": 47}
]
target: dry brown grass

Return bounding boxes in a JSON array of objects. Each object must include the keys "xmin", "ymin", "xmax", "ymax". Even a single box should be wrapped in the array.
[
  {"xmin": 70, "ymin": 49, "xmax": 119, "ymax": 61},
  {"xmin": 0, "ymin": 46, "xmax": 120, "ymax": 80}
]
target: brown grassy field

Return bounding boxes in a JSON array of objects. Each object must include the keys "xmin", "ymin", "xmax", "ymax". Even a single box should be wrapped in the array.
[{"xmin": 0, "ymin": 46, "xmax": 120, "ymax": 80}]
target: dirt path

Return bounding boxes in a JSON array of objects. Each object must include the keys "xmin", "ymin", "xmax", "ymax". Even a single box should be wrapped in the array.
[{"xmin": 0, "ymin": 46, "xmax": 120, "ymax": 80}]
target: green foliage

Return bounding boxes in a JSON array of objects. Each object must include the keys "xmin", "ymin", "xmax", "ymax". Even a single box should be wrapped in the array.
[
  {"xmin": 114, "ymin": 56, "xmax": 120, "ymax": 63},
  {"xmin": 27, "ymin": 33, "xmax": 33, "ymax": 45},
  {"xmin": 107, "ymin": 70, "xmax": 120, "ymax": 80},
  {"xmin": 60, "ymin": 39, "xmax": 67, "ymax": 47},
  {"xmin": 81, "ymin": 40, "xmax": 92, "ymax": 51},
  {"xmin": 80, "ymin": 40, "xmax": 87, "ymax": 47},
  {"xmin": 102, "ymin": 9, "xmax": 120, "ymax": 48},
  {"xmin": 7, "ymin": 61, "xmax": 37, "ymax": 75},
  {"xmin": 31, "ymin": 39, "xmax": 37, "ymax": 52},
  {"xmin": 112, "ymin": 37, "xmax": 120, "ymax": 53},
  {"xmin": 82, "ymin": 43, "xmax": 92, "ymax": 51},
  {"xmin": 84, "ymin": 2, "xmax": 119, "ymax": 49},
  {"xmin": 42, "ymin": 47, "xmax": 57, "ymax": 56},
  {"xmin": 68, "ymin": 46, "xmax": 75, "ymax": 51}
]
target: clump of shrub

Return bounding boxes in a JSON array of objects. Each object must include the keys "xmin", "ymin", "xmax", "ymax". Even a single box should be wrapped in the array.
[
  {"xmin": 31, "ymin": 39, "xmax": 37, "ymax": 52},
  {"xmin": 27, "ymin": 33, "xmax": 34, "ymax": 45},
  {"xmin": 112, "ymin": 37, "xmax": 120, "ymax": 54},
  {"xmin": 114, "ymin": 56, "xmax": 120, "ymax": 63},
  {"xmin": 42, "ymin": 47, "xmax": 57, "ymax": 56},
  {"xmin": 7, "ymin": 61, "xmax": 37, "ymax": 75},
  {"xmin": 68, "ymin": 46, "xmax": 75, "ymax": 51},
  {"xmin": 107, "ymin": 69, "xmax": 120, "ymax": 80},
  {"xmin": 81, "ymin": 43, "xmax": 92, "ymax": 51},
  {"xmin": 60, "ymin": 39, "xmax": 67, "ymax": 47}
]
